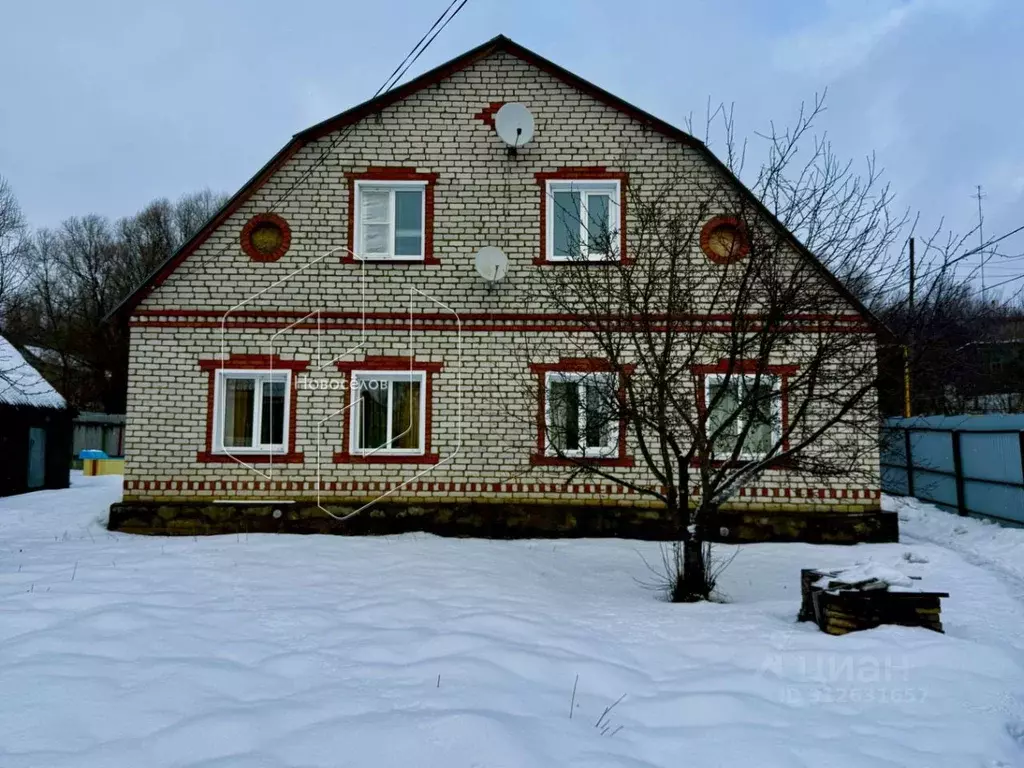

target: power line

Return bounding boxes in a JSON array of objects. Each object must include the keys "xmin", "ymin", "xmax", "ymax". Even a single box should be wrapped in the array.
[
  {"xmin": 975, "ymin": 185, "xmax": 986, "ymax": 296},
  {"xmin": 872, "ymin": 221, "xmax": 1024, "ymax": 301},
  {"xmin": 974, "ymin": 272, "xmax": 1024, "ymax": 295},
  {"xmin": 247, "ymin": 0, "xmax": 471, "ymax": 222},
  {"xmin": 376, "ymin": 0, "xmax": 465, "ymax": 98},
  {"xmin": 384, "ymin": 0, "xmax": 471, "ymax": 93},
  {"xmin": 178, "ymin": 0, "xmax": 472, "ymax": 289}
]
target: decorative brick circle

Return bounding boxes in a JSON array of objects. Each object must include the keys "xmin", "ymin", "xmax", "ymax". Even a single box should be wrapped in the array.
[
  {"xmin": 241, "ymin": 213, "xmax": 291, "ymax": 262},
  {"xmin": 700, "ymin": 216, "xmax": 749, "ymax": 264}
]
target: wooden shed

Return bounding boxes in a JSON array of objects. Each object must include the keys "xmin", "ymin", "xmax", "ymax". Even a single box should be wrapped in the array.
[{"xmin": 0, "ymin": 335, "xmax": 73, "ymax": 496}]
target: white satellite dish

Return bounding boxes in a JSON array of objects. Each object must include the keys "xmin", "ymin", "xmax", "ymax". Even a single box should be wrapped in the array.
[
  {"xmin": 494, "ymin": 103, "xmax": 535, "ymax": 149},
  {"xmin": 474, "ymin": 246, "xmax": 509, "ymax": 283}
]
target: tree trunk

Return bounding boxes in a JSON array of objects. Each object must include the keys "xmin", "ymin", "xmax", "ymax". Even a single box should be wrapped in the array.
[
  {"xmin": 675, "ymin": 536, "xmax": 707, "ymax": 602},
  {"xmin": 670, "ymin": 466, "xmax": 711, "ymax": 603}
]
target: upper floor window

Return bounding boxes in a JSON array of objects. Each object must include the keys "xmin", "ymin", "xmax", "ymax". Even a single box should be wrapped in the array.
[
  {"xmin": 545, "ymin": 371, "xmax": 619, "ymax": 457},
  {"xmin": 546, "ymin": 180, "xmax": 620, "ymax": 261},
  {"xmin": 354, "ymin": 181, "xmax": 426, "ymax": 260},
  {"xmin": 214, "ymin": 370, "xmax": 290, "ymax": 454},
  {"xmin": 705, "ymin": 374, "xmax": 781, "ymax": 460}
]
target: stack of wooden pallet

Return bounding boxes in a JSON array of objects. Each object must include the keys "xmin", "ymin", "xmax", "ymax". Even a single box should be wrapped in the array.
[{"xmin": 798, "ymin": 568, "xmax": 947, "ymax": 635}]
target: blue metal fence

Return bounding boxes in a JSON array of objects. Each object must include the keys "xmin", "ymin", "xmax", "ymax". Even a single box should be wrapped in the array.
[{"xmin": 882, "ymin": 414, "xmax": 1024, "ymax": 525}]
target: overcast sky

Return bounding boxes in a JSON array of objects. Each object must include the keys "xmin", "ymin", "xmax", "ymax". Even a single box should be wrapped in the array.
[{"xmin": 2, "ymin": 0, "xmax": 1021, "ymax": 290}]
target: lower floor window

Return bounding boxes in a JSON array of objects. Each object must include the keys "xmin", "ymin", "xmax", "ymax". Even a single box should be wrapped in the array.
[
  {"xmin": 351, "ymin": 371, "xmax": 426, "ymax": 455},
  {"xmin": 705, "ymin": 374, "xmax": 781, "ymax": 459},
  {"xmin": 545, "ymin": 372, "xmax": 618, "ymax": 457},
  {"xmin": 215, "ymin": 371, "xmax": 289, "ymax": 453}
]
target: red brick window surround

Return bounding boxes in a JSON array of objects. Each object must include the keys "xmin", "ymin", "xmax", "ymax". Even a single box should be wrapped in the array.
[
  {"xmin": 692, "ymin": 359, "xmax": 797, "ymax": 466},
  {"xmin": 241, "ymin": 213, "xmax": 291, "ymax": 262},
  {"xmin": 344, "ymin": 167, "xmax": 439, "ymax": 264},
  {"xmin": 534, "ymin": 167, "xmax": 629, "ymax": 265},
  {"xmin": 529, "ymin": 358, "xmax": 634, "ymax": 467},
  {"xmin": 197, "ymin": 354, "xmax": 309, "ymax": 464},
  {"xmin": 333, "ymin": 356, "xmax": 444, "ymax": 464}
]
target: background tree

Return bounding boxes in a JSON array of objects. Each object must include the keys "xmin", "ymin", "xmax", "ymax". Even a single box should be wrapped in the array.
[
  {"xmin": 0, "ymin": 175, "xmax": 29, "ymax": 337},
  {"xmin": 1, "ymin": 189, "xmax": 227, "ymax": 410}
]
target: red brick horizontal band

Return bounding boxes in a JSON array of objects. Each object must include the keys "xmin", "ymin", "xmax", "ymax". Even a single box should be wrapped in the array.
[
  {"xmin": 136, "ymin": 321, "xmax": 873, "ymax": 334},
  {"xmin": 136, "ymin": 309, "xmax": 869, "ymax": 323},
  {"xmin": 122, "ymin": 477, "xmax": 882, "ymax": 500},
  {"xmin": 132, "ymin": 312, "xmax": 874, "ymax": 335}
]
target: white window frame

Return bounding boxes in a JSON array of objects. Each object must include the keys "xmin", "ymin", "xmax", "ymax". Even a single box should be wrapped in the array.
[
  {"xmin": 349, "ymin": 370, "xmax": 428, "ymax": 456},
  {"xmin": 544, "ymin": 371, "xmax": 619, "ymax": 458},
  {"xmin": 704, "ymin": 373, "xmax": 783, "ymax": 461},
  {"xmin": 353, "ymin": 180, "xmax": 427, "ymax": 261},
  {"xmin": 545, "ymin": 180, "xmax": 621, "ymax": 262},
  {"xmin": 212, "ymin": 369, "xmax": 291, "ymax": 455}
]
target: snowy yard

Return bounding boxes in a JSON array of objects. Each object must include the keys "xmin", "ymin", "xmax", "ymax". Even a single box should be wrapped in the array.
[{"xmin": 2, "ymin": 477, "xmax": 1024, "ymax": 767}]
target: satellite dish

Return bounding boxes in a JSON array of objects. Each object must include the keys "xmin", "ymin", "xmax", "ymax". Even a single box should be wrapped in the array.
[
  {"xmin": 494, "ymin": 103, "xmax": 535, "ymax": 148},
  {"xmin": 474, "ymin": 246, "xmax": 509, "ymax": 283}
]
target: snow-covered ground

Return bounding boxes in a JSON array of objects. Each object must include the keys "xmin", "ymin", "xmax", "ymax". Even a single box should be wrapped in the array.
[{"xmin": 2, "ymin": 477, "xmax": 1024, "ymax": 767}]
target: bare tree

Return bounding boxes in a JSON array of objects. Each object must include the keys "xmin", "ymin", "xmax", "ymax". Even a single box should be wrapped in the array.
[
  {"xmin": 8, "ymin": 189, "xmax": 227, "ymax": 410},
  {"xmin": 0, "ymin": 175, "xmax": 29, "ymax": 332},
  {"xmin": 523, "ymin": 98, "xmax": 899, "ymax": 602}
]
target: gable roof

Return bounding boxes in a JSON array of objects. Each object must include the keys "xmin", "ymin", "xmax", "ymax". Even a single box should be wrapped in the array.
[
  {"xmin": 0, "ymin": 336, "xmax": 67, "ymax": 409},
  {"xmin": 109, "ymin": 34, "xmax": 885, "ymax": 334}
]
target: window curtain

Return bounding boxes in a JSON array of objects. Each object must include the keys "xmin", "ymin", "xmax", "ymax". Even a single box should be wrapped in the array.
[
  {"xmin": 223, "ymin": 378, "xmax": 255, "ymax": 447},
  {"xmin": 360, "ymin": 189, "xmax": 390, "ymax": 256},
  {"xmin": 582, "ymin": 377, "xmax": 614, "ymax": 450},
  {"xmin": 260, "ymin": 380, "xmax": 286, "ymax": 446},
  {"xmin": 549, "ymin": 380, "xmax": 580, "ymax": 451},
  {"xmin": 391, "ymin": 380, "xmax": 421, "ymax": 449},
  {"xmin": 359, "ymin": 383, "xmax": 389, "ymax": 449}
]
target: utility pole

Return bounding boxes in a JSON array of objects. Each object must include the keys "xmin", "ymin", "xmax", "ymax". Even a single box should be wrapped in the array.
[
  {"xmin": 975, "ymin": 185, "xmax": 987, "ymax": 300},
  {"xmin": 904, "ymin": 236, "xmax": 915, "ymax": 418}
]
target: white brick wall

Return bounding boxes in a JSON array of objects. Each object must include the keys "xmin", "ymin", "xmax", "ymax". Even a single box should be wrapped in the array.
[{"xmin": 123, "ymin": 51, "xmax": 881, "ymax": 512}]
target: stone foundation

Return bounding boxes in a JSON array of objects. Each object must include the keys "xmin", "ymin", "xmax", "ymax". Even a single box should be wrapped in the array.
[{"xmin": 107, "ymin": 500, "xmax": 897, "ymax": 543}]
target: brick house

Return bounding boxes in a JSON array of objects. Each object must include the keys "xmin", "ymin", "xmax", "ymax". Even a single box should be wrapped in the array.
[{"xmin": 108, "ymin": 36, "xmax": 891, "ymax": 542}]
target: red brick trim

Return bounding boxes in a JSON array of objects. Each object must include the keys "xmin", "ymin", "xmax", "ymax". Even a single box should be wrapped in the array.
[
  {"xmin": 534, "ymin": 167, "xmax": 629, "ymax": 265},
  {"xmin": 240, "ymin": 212, "xmax": 291, "ymax": 262},
  {"xmin": 123, "ymin": 475, "xmax": 882, "ymax": 501},
  {"xmin": 197, "ymin": 354, "xmax": 309, "ymax": 464},
  {"xmin": 693, "ymin": 359, "xmax": 796, "ymax": 460},
  {"xmin": 528, "ymin": 357, "xmax": 634, "ymax": 466},
  {"xmin": 473, "ymin": 101, "xmax": 505, "ymax": 128},
  {"xmin": 344, "ymin": 167, "xmax": 439, "ymax": 265},
  {"xmin": 133, "ymin": 310, "xmax": 875, "ymax": 335},
  {"xmin": 700, "ymin": 216, "xmax": 750, "ymax": 265},
  {"xmin": 333, "ymin": 356, "xmax": 444, "ymax": 463}
]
